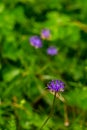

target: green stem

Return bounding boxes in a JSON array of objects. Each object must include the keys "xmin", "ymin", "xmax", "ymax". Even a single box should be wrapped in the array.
[{"xmin": 39, "ymin": 92, "xmax": 56, "ymax": 130}]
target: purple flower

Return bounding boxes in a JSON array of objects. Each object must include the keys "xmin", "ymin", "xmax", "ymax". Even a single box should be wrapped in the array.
[
  {"xmin": 47, "ymin": 80, "xmax": 65, "ymax": 92},
  {"xmin": 29, "ymin": 36, "xmax": 42, "ymax": 48},
  {"xmin": 41, "ymin": 29, "xmax": 50, "ymax": 39},
  {"xmin": 47, "ymin": 46, "xmax": 58, "ymax": 55}
]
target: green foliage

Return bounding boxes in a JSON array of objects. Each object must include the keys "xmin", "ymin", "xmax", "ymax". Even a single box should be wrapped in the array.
[
  {"xmin": 7, "ymin": 116, "xmax": 16, "ymax": 130},
  {"xmin": 0, "ymin": 0, "xmax": 87, "ymax": 130}
]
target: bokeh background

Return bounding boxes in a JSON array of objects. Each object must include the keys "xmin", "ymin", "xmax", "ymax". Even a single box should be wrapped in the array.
[{"xmin": 0, "ymin": 0, "xmax": 87, "ymax": 130}]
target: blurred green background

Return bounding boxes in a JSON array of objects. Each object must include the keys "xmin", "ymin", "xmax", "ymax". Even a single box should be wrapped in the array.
[{"xmin": 0, "ymin": 0, "xmax": 87, "ymax": 130}]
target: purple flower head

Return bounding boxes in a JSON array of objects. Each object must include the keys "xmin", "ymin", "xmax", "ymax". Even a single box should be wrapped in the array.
[
  {"xmin": 47, "ymin": 46, "xmax": 58, "ymax": 56},
  {"xmin": 29, "ymin": 36, "xmax": 42, "ymax": 48},
  {"xmin": 47, "ymin": 80, "xmax": 65, "ymax": 92},
  {"xmin": 41, "ymin": 29, "xmax": 50, "ymax": 39}
]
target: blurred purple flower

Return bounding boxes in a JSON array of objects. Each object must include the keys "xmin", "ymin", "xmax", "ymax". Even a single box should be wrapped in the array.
[
  {"xmin": 41, "ymin": 29, "xmax": 50, "ymax": 39},
  {"xmin": 29, "ymin": 36, "xmax": 42, "ymax": 48},
  {"xmin": 47, "ymin": 80, "xmax": 65, "ymax": 92},
  {"xmin": 47, "ymin": 46, "xmax": 58, "ymax": 55}
]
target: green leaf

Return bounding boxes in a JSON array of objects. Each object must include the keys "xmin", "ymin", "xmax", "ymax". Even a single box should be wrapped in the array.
[{"xmin": 3, "ymin": 67, "xmax": 21, "ymax": 82}]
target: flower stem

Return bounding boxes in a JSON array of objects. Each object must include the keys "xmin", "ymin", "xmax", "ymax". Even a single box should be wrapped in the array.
[{"xmin": 39, "ymin": 92, "xmax": 56, "ymax": 130}]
